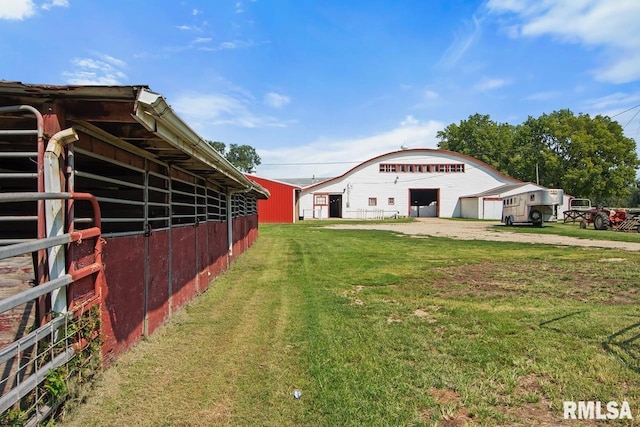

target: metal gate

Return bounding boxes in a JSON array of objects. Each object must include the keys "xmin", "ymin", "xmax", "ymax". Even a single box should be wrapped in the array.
[{"xmin": 0, "ymin": 106, "xmax": 103, "ymax": 423}]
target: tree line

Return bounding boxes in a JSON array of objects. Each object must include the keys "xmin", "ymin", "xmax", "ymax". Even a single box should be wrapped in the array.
[
  {"xmin": 206, "ymin": 141, "xmax": 261, "ymax": 174},
  {"xmin": 436, "ymin": 110, "xmax": 640, "ymax": 207}
]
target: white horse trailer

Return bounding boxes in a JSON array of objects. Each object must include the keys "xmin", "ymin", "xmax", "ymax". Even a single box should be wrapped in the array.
[{"xmin": 502, "ymin": 189, "xmax": 564, "ymax": 226}]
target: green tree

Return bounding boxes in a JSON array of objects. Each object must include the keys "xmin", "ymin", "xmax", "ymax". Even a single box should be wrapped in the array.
[
  {"xmin": 436, "ymin": 114, "xmax": 516, "ymax": 172},
  {"xmin": 437, "ymin": 110, "xmax": 639, "ymax": 204},
  {"xmin": 206, "ymin": 141, "xmax": 261, "ymax": 173},
  {"xmin": 208, "ymin": 141, "xmax": 227, "ymax": 155},
  {"xmin": 518, "ymin": 110, "xmax": 639, "ymax": 202}
]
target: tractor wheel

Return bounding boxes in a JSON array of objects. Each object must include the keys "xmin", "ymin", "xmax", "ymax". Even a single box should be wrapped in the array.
[{"xmin": 593, "ymin": 212, "xmax": 610, "ymax": 230}]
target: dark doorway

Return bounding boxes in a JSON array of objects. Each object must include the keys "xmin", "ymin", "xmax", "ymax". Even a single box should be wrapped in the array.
[
  {"xmin": 409, "ymin": 188, "xmax": 439, "ymax": 217},
  {"xmin": 329, "ymin": 194, "xmax": 342, "ymax": 218}
]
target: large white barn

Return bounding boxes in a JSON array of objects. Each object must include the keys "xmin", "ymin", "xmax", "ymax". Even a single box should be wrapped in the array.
[{"xmin": 298, "ymin": 148, "xmax": 550, "ymax": 220}]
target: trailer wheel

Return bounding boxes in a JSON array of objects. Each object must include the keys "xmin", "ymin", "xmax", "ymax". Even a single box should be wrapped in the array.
[
  {"xmin": 505, "ymin": 216, "xmax": 513, "ymax": 226},
  {"xmin": 529, "ymin": 209, "xmax": 542, "ymax": 224},
  {"xmin": 593, "ymin": 212, "xmax": 610, "ymax": 230}
]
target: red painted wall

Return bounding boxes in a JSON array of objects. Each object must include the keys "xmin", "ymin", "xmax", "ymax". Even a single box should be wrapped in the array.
[
  {"xmin": 248, "ymin": 176, "xmax": 298, "ymax": 223},
  {"xmin": 171, "ymin": 225, "xmax": 197, "ymax": 312},
  {"xmin": 207, "ymin": 222, "xmax": 229, "ymax": 279},
  {"xmin": 101, "ymin": 235, "xmax": 146, "ymax": 362},
  {"xmin": 94, "ymin": 215, "xmax": 257, "ymax": 365},
  {"xmin": 146, "ymin": 230, "xmax": 170, "ymax": 338}
]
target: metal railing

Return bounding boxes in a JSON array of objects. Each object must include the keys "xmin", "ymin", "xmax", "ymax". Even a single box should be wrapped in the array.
[{"xmin": 0, "ymin": 192, "xmax": 102, "ymax": 420}]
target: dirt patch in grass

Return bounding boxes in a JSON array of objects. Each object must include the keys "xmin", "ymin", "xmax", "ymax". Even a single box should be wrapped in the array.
[
  {"xmin": 498, "ymin": 374, "xmax": 565, "ymax": 427},
  {"xmin": 328, "ymin": 218, "xmax": 640, "ymax": 251},
  {"xmin": 413, "ymin": 308, "xmax": 438, "ymax": 323},
  {"xmin": 428, "ymin": 388, "xmax": 472, "ymax": 426},
  {"xmin": 429, "ymin": 261, "xmax": 639, "ymax": 305}
]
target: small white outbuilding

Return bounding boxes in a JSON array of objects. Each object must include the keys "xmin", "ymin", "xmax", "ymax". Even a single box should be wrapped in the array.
[{"xmin": 298, "ymin": 148, "xmax": 553, "ymax": 220}]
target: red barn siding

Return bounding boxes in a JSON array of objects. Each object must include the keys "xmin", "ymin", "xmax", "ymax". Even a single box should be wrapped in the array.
[
  {"xmin": 248, "ymin": 176, "xmax": 299, "ymax": 223},
  {"xmin": 171, "ymin": 226, "xmax": 198, "ymax": 312},
  {"xmin": 207, "ymin": 222, "xmax": 229, "ymax": 278},
  {"xmin": 146, "ymin": 230, "xmax": 170, "ymax": 337},
  {"xmin": 101, "ymin": 235, "xmax": 146, "ymax": 362}
]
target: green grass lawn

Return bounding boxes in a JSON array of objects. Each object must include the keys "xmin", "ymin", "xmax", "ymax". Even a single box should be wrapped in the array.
[{"xmin": 62, "ymin": 221, "xmax": 640, "ymax": 426}]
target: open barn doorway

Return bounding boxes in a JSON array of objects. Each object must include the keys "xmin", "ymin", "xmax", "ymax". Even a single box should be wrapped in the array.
[
  {"xmin": 329, "ymin": 194, "xmax": 342, "ymax": 218},
  {"xmin": 409, "ymin": 188, "xmax": 439, "ymax": 217}
]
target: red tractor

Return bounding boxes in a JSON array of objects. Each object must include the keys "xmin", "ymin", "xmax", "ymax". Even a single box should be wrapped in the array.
[{"xmin": 563, "ymin": 198, "xmax": 640, "ymax": 232}]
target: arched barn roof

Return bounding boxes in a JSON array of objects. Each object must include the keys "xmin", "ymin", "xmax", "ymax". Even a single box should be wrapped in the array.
[{"xmin": 302, "ymin": 148, "xmax": 521, "ymax": 191}]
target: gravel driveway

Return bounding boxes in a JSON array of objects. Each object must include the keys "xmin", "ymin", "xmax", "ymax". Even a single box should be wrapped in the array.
[{"xmin": 327, "ymin": 218, "xmax": 640, "ymax": 252}]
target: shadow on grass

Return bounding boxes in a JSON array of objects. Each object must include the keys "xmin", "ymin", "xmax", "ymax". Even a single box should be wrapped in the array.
[
  {"xmin": 539, "ymin": 311, "xmax": 586, "ymax": 333},
  {"xmin": 603, "ymin": 321, "xmax": 640, "ymax": 373}
]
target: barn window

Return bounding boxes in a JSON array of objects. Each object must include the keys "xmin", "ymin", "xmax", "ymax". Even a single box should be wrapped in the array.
[
  {"xmin": 231, "ymin": 193, "xmax": 248, "ymax": 218},
  {"xmin": 207, "ymin": 187, "xmax": 224, "ymax": 222},
  {"xmin": 368, "ymin": 197, "xmax": 377, "ymax": 206},
  {"xmin": 388, "ymin": 197, "xmax": 395, "ymax": 205},
  {"xmin": 314, "ymin": 194, "xmax": 328, "ymax": 205},
  {"xmin": 171, "ymin": 176, "xmax": 197, "ymax": 226},
  {"xmin": 74, "ymin": 146, "xmax": 145, "ymax": 234},
  {"xmin": 147, "ymin": 168, "xmax": 170, "ymax": 230}
]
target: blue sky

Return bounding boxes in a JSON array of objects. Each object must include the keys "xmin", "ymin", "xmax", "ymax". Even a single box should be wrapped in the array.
[{"xmin": 2, "ymin": 0, "xmax": 639, "ymax": 179}]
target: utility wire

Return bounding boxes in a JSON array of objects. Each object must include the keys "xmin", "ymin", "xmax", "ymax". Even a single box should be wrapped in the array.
[
  {"xmin": 622, "ymin": 107, "xmax": 640, "ymax": 130},
  {"xmin": 261, "ymin": 160, "xmax": 363, "ymax": 166},
  {"xmin": 611, "ymin": 104, "xmax": 640, "ymax": 118}
]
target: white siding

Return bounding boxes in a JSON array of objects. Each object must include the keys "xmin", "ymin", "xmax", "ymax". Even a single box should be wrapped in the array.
[
  {"xmin": 483, "ymin": 200, "xmax": 503, "ymax": 220},
  {"xmin": 460, "ymin": 198, "xmax": 480, "ymax": 218},
  {"xmin": 300, "ymin": 150, "xmax": 519, "ymax": 219}
]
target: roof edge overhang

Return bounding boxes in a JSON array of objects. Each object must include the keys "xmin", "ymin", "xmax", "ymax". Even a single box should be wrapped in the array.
[
  {"xmin": 246, "ymin": 175, "xmax": 302, "ymax": 190},
  {"xmin": 133, "ymin": 88, "xmax": 269, "ymax": 199}
]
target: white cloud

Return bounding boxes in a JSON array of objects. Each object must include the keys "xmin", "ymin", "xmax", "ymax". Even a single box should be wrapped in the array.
[
  {"xmin": 264, "ymin": 92, "xmax": 290, "ymax": 109},
  {"xmin": 0, "ymin": 0, "xmax": 69, "ymax": 18},
  {"xmin": 438, "ymin": 14, "xmax": 482, "ymax": 69},
  {"xmin": 41, "ymin": 0, "xmax": 68, "ymax": 11},
  {"xmin": 172, "ymin": 92, "xmax": 288, "ymax": 131},
  {"xmin": 192, "ymin": 9, "xmax": 202, "ymax": 16},
  {"xmin": 400, "ymin": 115, "xmax": 419, "ymax": 126},
  {"xmin": 585, "ymin": 92, "xmax": 640, "ymax": 111},
  {"xmin": 486, "ymin": 0, "xmax": 640, "ymax": 84},
  {"xmin": 192, "ymin": 37, "xmax": 212, "ymax": 44},
  {"xmin": 196, "ymin": 39, "xmax": 264, "ymax": 52},
  {"xmin": 62, "ymin": 53, "xmax": 127, "ymax": 85},
  {"xmin": 523, "ymin": 91, "xmax": 559, "ymax": 101},
  {"xmin": 474, "ymin": 77, "xmax": 509, "ymax": 91},
  {"xmin": 424, "ymin": 90, "xmax": 439, "ymax": 100},
  {"xmin": 0, "ymin": 0, "xmax": 36, "ymax": 20},
  {"xmin": 256, "ymin": 117, "xmax": 445, "ymax": 179}
]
